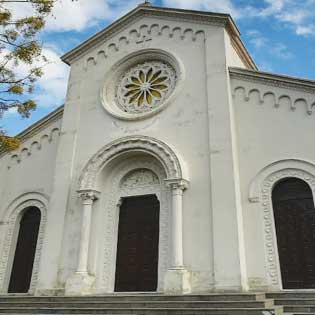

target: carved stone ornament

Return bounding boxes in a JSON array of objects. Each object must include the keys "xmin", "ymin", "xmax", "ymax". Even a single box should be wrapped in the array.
[
  {"xmin": 0, "ymin": 199, "xmax": 47, "ymax": 294},
  {"xmin": 165, "ymin": 178, "xmax": 189, "ymax": 191},
  {"xmin": 116, "ymin": 61, "xmax": 176, "ymax": 114},
  {"xmin": 248, "ymin": 160, "xmax": 315, "ymax": 290},
  {"xmin": 120, "ymin": 168, "xmax": 160, "ymax": 188},
  {"xmin": 78, "ymin": 190, "xmax": 100, "ymax": 203},
  {"xmin": 79, "ymin": 135, "xmax": 184, "ymax": 191},
  {"xmin": 101, "ymin": 49, "xmax": 184, "ymax": 121},
  {"xmin": 100, "ymin": 157, "xmax": 170, "ymax": 292},
  {"xmin": 260, "ymin": 169, "xmax": 315, "ymax": 289}
]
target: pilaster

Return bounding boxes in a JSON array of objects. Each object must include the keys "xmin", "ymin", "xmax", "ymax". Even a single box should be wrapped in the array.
[
  {"xmin": 65, "ymin": 190, "xmax": 100, "ymax": 296},
  {"xmin": 204, "ymin": 27, "xmax": 247, "ymax": 291}
]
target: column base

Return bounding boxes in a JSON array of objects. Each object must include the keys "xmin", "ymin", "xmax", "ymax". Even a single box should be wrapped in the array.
[
  {"xmin": 65, "ymin": 272, "xmax": 95, "ymax": 296},
  {"xmin": 164, "ymin": 267, "xmax": 191, "ymax": 294}
]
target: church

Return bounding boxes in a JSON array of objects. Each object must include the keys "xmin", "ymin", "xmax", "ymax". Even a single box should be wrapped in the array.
[{"xmin": 1, "ymin": 2, "xmax": 315, "ymax": 298}]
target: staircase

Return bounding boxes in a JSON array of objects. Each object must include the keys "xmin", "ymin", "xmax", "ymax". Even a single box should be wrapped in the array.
[
  {"xmin": 267, "ymin": 292, "xmax": 315, "ymax": 315},
  {"xmin": 0, "ymin": 293, "xmax": 283, "ymax": 314}
]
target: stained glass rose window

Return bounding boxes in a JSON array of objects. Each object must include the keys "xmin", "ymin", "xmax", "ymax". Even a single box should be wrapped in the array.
[{"xmin": 116, "ymin": 61, "xmax": 176, "ymax": 114}]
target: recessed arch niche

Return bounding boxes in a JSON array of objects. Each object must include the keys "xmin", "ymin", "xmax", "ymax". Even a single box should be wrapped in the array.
[
  {"xmin": 91, "ymin": 152, "xmax": 170, "ymax": 293},
  {"xmin": 272, "ymin": 177, "xmax": 315, "ymax": 289}
]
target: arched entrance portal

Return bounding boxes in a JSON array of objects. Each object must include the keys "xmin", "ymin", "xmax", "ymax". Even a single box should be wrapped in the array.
[
  {"xmin": 115, "ymin": 194, "xmax": 160, "ymax": 292},
  {"xmin": 8, "ymin": 207, "xmax": 41, "ymax": 293},
  {"xmin": 65, "ymin": 136, "xmax": 189, "ymax": 296},
  {"xmin": 272, "ymin": 178, "xmax": 315, "ymax": 289}
]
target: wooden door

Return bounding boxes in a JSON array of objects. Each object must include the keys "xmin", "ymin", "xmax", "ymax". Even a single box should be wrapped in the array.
[
  {"xmin": 115, "ymin": 195, "xmax": 160, "ymax": 292},
  {"xmin": 272, "ymin": 178, "xmax": 315, "ymax": 289},
  {"xmin": 8, "ymin": 207, "xmax": 41, "ymax": 293}
]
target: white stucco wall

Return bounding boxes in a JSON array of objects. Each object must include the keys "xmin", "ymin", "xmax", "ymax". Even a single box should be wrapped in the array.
[
  {"xmin": 37, "ymin": 11, "xmax": 251, "ymax": 294},
  {"xmin": 0, "ymin": 116, "xmax": 62, "ymax": 292},
  {"xmin": 0, "ymin": 117, "xmax": 62, "ymax": 217},
  {"xmin": 6, "ymin": 6, "xmax": 315, "ymax": 296},
  {"xmin": 231, "ymin": 72, "xmax": 315, "ymax": 290},
  {"xmin": 57, "ymin": 16, "xmax": 213, "ymax": 293}
]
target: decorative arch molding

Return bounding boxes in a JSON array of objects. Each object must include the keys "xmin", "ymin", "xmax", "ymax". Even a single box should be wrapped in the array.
[
  {"xmin": 79, "ymin": 135, "xmax": 188, "ymax": 191},
  {"xmin": 232, "ymin": 85, "xmax": 315, "ymax": 116},
  {"xmin": 82, "ymin": 24, "xmax": 205, "ymax": 70},
  {"xmin": 1, "ymin": 192, "xmax": 49, "ymax": 224},
  {"xmin": 0, "ymin": 194, "xmax": 48, "ymax": 294},
  {"xmin": 68, "ymin": 136, "xmax": 189, "ymax": 295},
  {"xmin": 248, "ymin": 159, "xmax": 315, "ymax": 289},
  {"xmin": 8, "ymin": 127, "xmax": 60, "ymax": 169},
  {"xmin": 99, "ymin": 156, "xmax": 170, "ymax": 292},
  {"xmin": 249, "ymin": 159, "xmax": 315, "ymax": 203}
]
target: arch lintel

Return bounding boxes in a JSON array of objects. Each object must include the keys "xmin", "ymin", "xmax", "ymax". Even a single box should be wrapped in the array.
[
  {"xmin": 79, "ymin": 135, "xmax": 187, "ymax": 191},
  {"xmin": 249, "ymin": 159, "xmax": 315, "ymax": 203}
]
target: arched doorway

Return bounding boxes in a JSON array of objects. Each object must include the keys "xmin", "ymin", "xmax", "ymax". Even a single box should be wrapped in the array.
[
  {"xmin": 8, "ymin": 207, "xmax": 41, "ymax": 293},
  {"xmin": 272, "ymin": 177, "xmax": 315, "ymax": 289},
  {"xmin": 115, "ymin": 194, "xmax": 160, "ymax": 292}
]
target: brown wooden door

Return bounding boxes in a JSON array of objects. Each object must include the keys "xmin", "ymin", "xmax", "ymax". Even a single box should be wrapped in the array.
[
  {"xmin": 272, "ymin": 178, "xmax": 315, "ymax": 289},
  {"xmin": 115, "ymin": 195, "xmax": 160, "ymax": 292},
  {"xmin": 8, "ymin": 207, "xmax": 41, "ymax": 293}
]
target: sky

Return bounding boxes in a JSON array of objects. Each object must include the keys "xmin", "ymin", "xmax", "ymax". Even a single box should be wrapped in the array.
[{"xmin": 2, "ymin": 0, "xmax": 315, "ymax": 135}]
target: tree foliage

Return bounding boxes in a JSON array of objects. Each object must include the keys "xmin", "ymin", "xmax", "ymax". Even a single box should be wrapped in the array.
[{"xmin": 0, "ymin": 0, "xmax": 54, "ymax": 150}]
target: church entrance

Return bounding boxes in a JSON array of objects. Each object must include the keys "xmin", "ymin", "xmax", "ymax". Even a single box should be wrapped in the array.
[
  {"xmin": 272, "ymin": 178, "xmax": 315, "ymax": 289},
  {"xmin": 115, "ymin": 194, "xmax": 160, "ymax": 292},
  {"xmin": 8, "ymin": 207, "xmax": 41, "ymax": 293}
]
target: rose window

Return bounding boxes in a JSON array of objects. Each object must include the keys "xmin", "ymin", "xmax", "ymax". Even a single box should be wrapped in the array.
[{"xmin": 116, "ymin": 61, "xmax": 176, "ymax": 114}]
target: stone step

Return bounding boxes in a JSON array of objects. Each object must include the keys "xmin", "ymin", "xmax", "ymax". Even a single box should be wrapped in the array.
[
  {"xmin": 0, "ymin": 293, "xmax": 266, "ymax": 302},
  {"xmin": 276, "ymin": 299, "xmax": 315, "ymax": 305},
  {"xmin": 268, "ymin": 293, "xmax": 315, "ymax": 299},
  {"xmin": 284, "ymin": 305, "xmax": 315, "ymax": 313},
  {"xmin": 0, "ymin": 306, "xmax": 284, "ymax": 315},
  {"xmin": 0, "ymin": 299, "xmax": 275, "ymax": 308}
]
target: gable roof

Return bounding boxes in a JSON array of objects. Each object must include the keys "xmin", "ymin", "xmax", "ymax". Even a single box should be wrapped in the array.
[{"xmin": 61, "ymin": 3, "xmax": 257, "ymax": 70}]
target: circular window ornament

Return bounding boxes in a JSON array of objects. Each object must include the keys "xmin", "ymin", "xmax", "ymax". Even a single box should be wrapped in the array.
[
  {"xmin": 101, "ymin": 50, "xmax": 184, "ymax": 121},
  {"xmin": 116, "ymin": 61, "xmax": 176, "ymax": 114}
]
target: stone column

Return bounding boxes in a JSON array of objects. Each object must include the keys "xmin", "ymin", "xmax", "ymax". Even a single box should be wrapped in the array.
[
  {"xmin": 164, "ymin": 179, "xmax": 191, "ymax": 294},
  {"xmin": 65, "ymin": 189, "xmax": 100, "ymax": 296}
]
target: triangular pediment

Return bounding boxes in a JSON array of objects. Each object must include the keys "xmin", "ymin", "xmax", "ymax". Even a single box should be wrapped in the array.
[{"xmin": 61, "ymin": 3, "xmax": 256, "ymax": 70}]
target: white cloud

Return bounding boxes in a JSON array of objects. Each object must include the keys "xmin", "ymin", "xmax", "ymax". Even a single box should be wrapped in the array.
[
  {"xmin": 1, "ymin": 46, "xmax": 69, "ymax": 108},
  {"xmin": 4, "ymin": 0, "xmax": 315, "ymax": 36},
  {"xmin": 258, "ymin": 0, "xmax": 286, "ymax": 16},
  {"xmin": 35, "ymin": 47, "xmax": 69, "ymax": 107},
  {"xmin": 270, "ymin": 43, "xmax": 294, "ymax": 60},
  {"xmin": 257, "ymin": 61, "xmax": 273, "ymax": 72},
  {"xmin": 296, "ymin": 24, "xmax": 315, "ymax": 35},
  {"xmin": 2, "ymin": 0, "xmax": 143, "ymax": 32},
  {"xmin": 247, "ymin": 30, "xmax": 268, "ymax": 49},
  {"xmin": 162, "ymin": 0, "xmax": 315, "ymax": 37},
  {"xmin": 161, "ymin": 0, "xmax": 243, "ymax": 18},
  {"xmin": 45, "ymin": 0, "xmax": 111, "ymax": 32}
]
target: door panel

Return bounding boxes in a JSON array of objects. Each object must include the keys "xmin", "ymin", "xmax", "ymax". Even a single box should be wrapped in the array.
[
  {"xmin": 8, "ymin": 207, "xmax": 41, "ymax": 293},
  {"xmin": 272, "ymin": 178, "xmax": 315, "ymax": 289},
  {"xmin": 115, "ymin": 195, "xmax": 160, "ymax": 292}
]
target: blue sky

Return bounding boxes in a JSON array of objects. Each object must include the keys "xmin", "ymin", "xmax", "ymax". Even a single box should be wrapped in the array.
[{"xmin": 2, "ymin": 0, "xmax": 315, "ymax": 135}]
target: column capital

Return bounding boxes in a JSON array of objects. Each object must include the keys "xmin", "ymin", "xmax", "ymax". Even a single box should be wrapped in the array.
[
  {"xmin": 77, "ymin": 189, "xmax": 100, "ymax": 204},
  {"xmin": 164, "ymin": 178, "xmax": 189, "ymax": 191}
]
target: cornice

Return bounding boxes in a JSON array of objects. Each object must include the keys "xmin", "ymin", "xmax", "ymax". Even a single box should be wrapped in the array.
[
  {"xmin": 231, "ymin": 37, "xmax": 257, "ymax": 70},
  {"xmin": 61, "ymin": 4, "xmax": 250, "ymax": 66},
  {"xmin": 229, "ymin": 67, "xmax": 315, "ymax": 93},
  {"xmin": 0, "ymin": 105, "xmax": 64, "ymax": 157},
  {"xmin": 16, "ymin": 105, "xmax": 64, "ymax": 141}
]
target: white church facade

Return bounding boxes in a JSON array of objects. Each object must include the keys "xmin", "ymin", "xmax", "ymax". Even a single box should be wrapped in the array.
[{"xmin": 1, "ymin": 3, "xmax": 315, "ymax": 296}]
